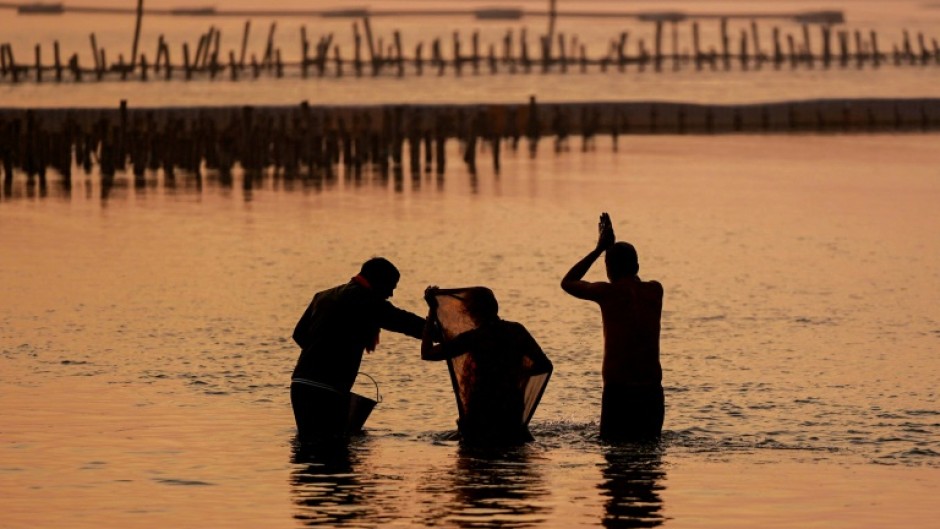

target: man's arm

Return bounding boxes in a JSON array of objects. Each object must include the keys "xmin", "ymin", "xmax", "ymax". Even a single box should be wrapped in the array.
[
  {"xmin": 422, "ymin": 315, "xmax": 475, "ymax": 361},
  {"xmin": 561, "ymin": 248, "xmax": 606, "ymax": 300},
  {"xmin": 379, "ymin": 301, "xmax": 426, "ymax": 339},
  {"xmin": 561, "ymin": 213, "xmax": 615, "ymax": 300}
]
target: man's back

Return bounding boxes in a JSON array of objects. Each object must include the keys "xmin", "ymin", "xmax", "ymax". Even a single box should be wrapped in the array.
[{"xmin": 593, "ymin": 278, "xmax": 663, "ymax": 387}]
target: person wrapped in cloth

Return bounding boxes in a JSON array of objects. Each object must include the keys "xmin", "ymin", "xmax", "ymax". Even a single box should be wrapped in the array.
[
  {"xmin": 291, "ymin": 257, "xmax": 426, "ymax": 442},
  {"xmin": 421, "ymin": 286, "xmax": 553, "ymax": 446}
]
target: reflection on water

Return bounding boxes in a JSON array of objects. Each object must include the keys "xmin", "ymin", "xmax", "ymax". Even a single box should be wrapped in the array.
[
  {"xmin": 599, "ymin": 443, "xmax": 667, "ymax": 528},
  {"xmin": 291, "ymin": 438, "xmax": 552, "ymax": 527},
  {"xmin": 1, "ymin": 162, "xmax": 456, "ymax": 203},
  {"xmin": 290, "ymin": 436, "xmax": 394, "ymax": 527},
  {"xmin": 420, "ymin": 444, "xmax": 551, "ymax": 528}
]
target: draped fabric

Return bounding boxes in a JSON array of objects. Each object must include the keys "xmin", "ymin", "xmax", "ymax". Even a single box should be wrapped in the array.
[{"xmin": 427, "ymin": 288, "xmax": 552, "ymax": 427}]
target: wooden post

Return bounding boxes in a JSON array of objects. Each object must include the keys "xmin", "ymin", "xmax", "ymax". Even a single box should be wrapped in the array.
[
  {"xmin": 558, "ymin": 33, "xmax": 567, "ymax": 73},
  {"xmin": 300, "ymin": 26, "xmax": 309, "ymax": 78},
  {"xmin": 162, "ymin": 42, "xmax": 172, "ymax": 79},
  {"xmin": 34, "ymin": 44, "xmax": 42, "ymax": 83},
  {"xmin": 526, "ymin": 95, "xmax": 539, "ymax": 156},
  {"xmin": 617, "ymin": 32, "xmax": 627, "ymax": 71},
  {"xmin": 503, "ymin": 29, "xmax": 513, "ymax": 70},
  {"xmin": 210, "ymin": 30, "xmax": 221, "ymax": 78},
  {"xmin": 654, "ymin": 21, "xmax": 663, "ymax": 71},
  {"xmin": 773, "ymin": 27, "xmax": 783, "ymax": 65},
  {"xmin": 334, "ymin": 45, "xmax": 343, "ymax": 77},
  {"xmin": 871, "ymin": 31, "xmax": 881, "ymax": 66},
  {"xmin": 751, "ymin": 21, "xmax": 764, "ymax": 62},
  {"xmin": 917, "ymin": 33, "xmax": 928, "ymax": 64},
  {"xmin": 739, "ymin": 30, "xmax": 749, "ymax": 69},
  {"xmin": 546, "ymin": 0, "xmax": 557, "ymax": 65},
  {"xmin": 720, "ymin": 18, "xmax": 730, "ymax": 68},
  {"xmin": 90, "ymin": 33, "xmax": 100, "ymax": 75},
  {"xmin": 240, "ymin": 21, "xmax": 251, "ymax": 70},
  {"xmin": 415, "ymin": 42, "xmax": 423, "ymax": 75},
  {"xmin": 434, "ymin": 114, "xmax": 446, "ymax": 175},
  {"xmin": 263, "ymin": 22, "xmax": 277, "ymax": 72},
  {"xmin": 802, "ymin": 24, "xmax": 813, "ymax": 66},
  {"xmin": 98, "ymin": 49, "xmax": 106, "ymax": 80},
  {"xmin": 139, "ymin": 53, "xmax": 148, "ymax": 81},
  {"xmin": 183, "ymin": 43, "xmax": 192, "ymax": 80},
  {"xmin": 53, "ymin": 41, "xmax": 62, "ymax": 81},
  {"xmin": 394, "ymin": 31, "xmax": 404, "ymax": 76},
  {"xmin": 362, "ymin": 17, "xmax": 377, "ymax": 75},
  {"xmin": 671, "ymin": 21, "xmax": 679, "ymax": 66},
  {"xmin": 822, "ymin": 25, "xmax": 832, "ymax": 66},
  {"xmin": 453, "ymin": 31, "xmax": 462, "ymax": 75},
  {"xmin": 520, "ymin": 29, "xmax": 531, "ymax": 73},
  {"xmin": 154, "ymin": 35, "xmax": 164, "ymax": 74},
  {"xmin": 69, "ymin": 54, "xmax": 81, "ymax": 81},
  {"xmin": 693, "ymin": 22, "xmax": 702, "ymax": 67},
  {"xmin": 853, "ymin": 31, "xmax": 864, "ymax": 65},
  {"xmin": 787, "ymin": 34, "xmax": 797, "ymax": 67},
  {"xmin": 194, "ymin": 34, "xmax": 207, "ymax": 70},
  {"xmin": 229, "ymin": 50, "xmax": 238, "ymax": 80},
  {"xmin": 902, "ymin": 30, "xmax": 913, "ymax": 64},
  {"xmin": 839, "ymin": 31, "xmax": 849, "ymax": 66},
  {"xmin": 488, "ymin": 44, "xmax": 497, "ymax": 74},
  {"xmin": 130, "ymin": 0, "xmax": 143, "ymax": 70},
  {"xmin": 472, "ymin": 31, "xmax": 480, "ymax": 74},
  {"xmin": 353, "ymin": 22, "xmax": 363, "ymax": 76}
]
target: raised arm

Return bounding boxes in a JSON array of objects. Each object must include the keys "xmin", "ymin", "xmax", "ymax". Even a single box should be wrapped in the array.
[{"xmin": 561, "ymin": 213, "xmax": 614, "ymax": 300}]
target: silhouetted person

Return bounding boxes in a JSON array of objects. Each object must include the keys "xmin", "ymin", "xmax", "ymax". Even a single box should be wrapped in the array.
[
  {"xmin": 291, "ymin": 257, "xmax": 425, "ymax": 441},
  {"xmin": 561, "ymin": 213, "xmax": 664, "ymax": 441},
  {"xmin": 421, "ymin": 287, "xmax": 553, "ymax": 446}
]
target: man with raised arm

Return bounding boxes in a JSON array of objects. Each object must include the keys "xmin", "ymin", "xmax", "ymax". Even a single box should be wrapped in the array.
[{"xmin": 561, "ymin": 213, "xmax": 665, "ymax": 441}]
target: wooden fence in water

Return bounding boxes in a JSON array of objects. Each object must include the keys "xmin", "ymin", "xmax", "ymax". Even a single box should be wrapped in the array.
[
  {"xmin": 2, "ymin": 97, "xmax": 939, "ymax": 185},
  {"xmin": 1, "ymin": 16, "xmax": 939, "ymax": 83}
]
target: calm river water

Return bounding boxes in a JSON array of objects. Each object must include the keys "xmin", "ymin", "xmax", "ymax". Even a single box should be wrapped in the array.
[
  {"xmin": 2, "ymin": 1, "xmax": 939, "ymax": 528},
  {"xmin": 2, "ymin": 134, "xmax": 938, "ymax": 528}
]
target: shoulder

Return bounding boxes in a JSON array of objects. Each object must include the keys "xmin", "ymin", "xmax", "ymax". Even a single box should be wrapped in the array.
[
  {"xmin": 500, "ymin": 320, "xmax": 531, "ymax": 335},
  {"xmin": 642, "ymin": 280, "xmax": 663, "ymax": 296}
]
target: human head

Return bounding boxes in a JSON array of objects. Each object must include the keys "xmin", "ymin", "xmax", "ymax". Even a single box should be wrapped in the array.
[
  {"xmin": 463, "ymin": 287, "xmax": 499, "ymax": 325},
  {"xmin": 359, "ymin": 257, "xmax": 400, "ymax": 299},
  {"xmin": 605, "ymin": 242, "xmax": 639, "ymax": 281}
]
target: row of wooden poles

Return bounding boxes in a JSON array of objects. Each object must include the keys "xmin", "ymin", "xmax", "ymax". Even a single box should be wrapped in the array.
[
  {"xmin": 3, "ymin": 97, "xmax": 939, "ymax": 185},
  {"xmin": 1, "ymin": 19, "xmax": 939, "ymax": 83}
]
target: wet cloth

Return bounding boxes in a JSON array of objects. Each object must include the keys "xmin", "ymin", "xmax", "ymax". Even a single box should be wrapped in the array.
[
  {"xmin": 425, "ymin": 287, "xmax": 553, "ymax": 444},
  {"xmin": 600, "ymin": 384, "xmax": 665, "ymax": 441}
]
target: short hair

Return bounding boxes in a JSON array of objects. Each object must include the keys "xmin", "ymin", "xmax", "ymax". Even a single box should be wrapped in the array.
[
  {"xmin": 463, "ymin": 287, "xmax": 499, "ymax": 323},
  {"xmin": 359, "ymin": 257, "xmax": 400, "ymax": 290},
  {"xmin": 605, "ymin": 242, "xmax": 639, "ymax": 279}
]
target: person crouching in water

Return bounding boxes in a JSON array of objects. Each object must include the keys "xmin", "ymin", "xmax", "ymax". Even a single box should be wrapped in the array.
[
  {"xmin": 421, "ymin": 287, "xmax": 553, "ymax": 446},
  {"xmin": 291, "ymin": 257, "xmax": 426, "ymax": 442}
]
